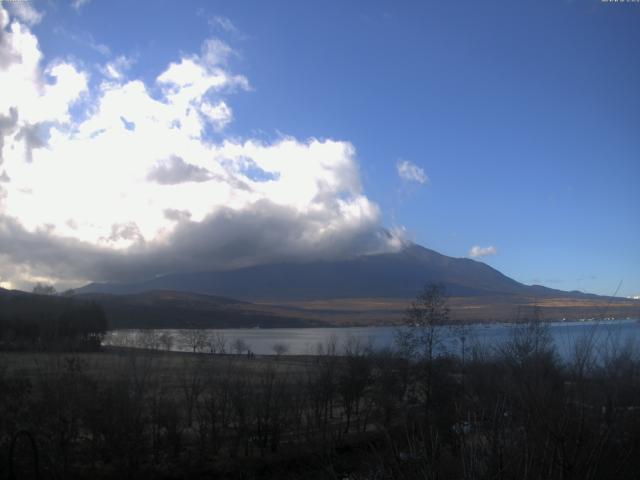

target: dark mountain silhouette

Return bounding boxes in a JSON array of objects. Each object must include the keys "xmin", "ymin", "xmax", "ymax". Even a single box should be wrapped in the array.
[
  {"xmin": 77, "ymin": 244, "xmax": 601, "ymax": 301},
  {"xmin": 75, "ymin": 290, "xmax": 322, "ymax": 329},
  {"xmin": 5, "ymin": 245, "xmax": 636, "ymax": 329},
  {"xmin": 0, "ymin": 288, "xmax": 323, "ymax": 330}
]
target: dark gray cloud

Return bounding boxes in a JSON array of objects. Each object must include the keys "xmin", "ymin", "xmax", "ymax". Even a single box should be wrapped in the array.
[
  {"xmin": 147, "ymin": 156, "xmax": 212, "ymax": 184},
  {"xmin": 0, "ymin": 107, "xmax": 18, "ymax": 164},
  {"xmin": 0, "ymin": 108, "xmax": 18, "ymax": 208},
  {"xmin": 164, "ymin": 208, "xmax": 192, "ymax": 222},
  {"xmin": 15, "ymin": 122, "xmax": 48, "ymax": 163},
  {"xmin": 0, "ymin": 200, "xmax": 396, "ymax": 289},
  {"xmin": 107, "ymin": 222, "xmax": 144, "ymax": 244}
]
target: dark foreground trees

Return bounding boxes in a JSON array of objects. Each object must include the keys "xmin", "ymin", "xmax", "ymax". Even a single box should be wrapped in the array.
[
  {"xmin": 2, "ymin": 284, "xmax": 640, "ymax": 479},
  {"xmin": 1, "ymin": 332, "xmax": 640, "ymax": 479},
  {"xmin": 0, "ymin": 293, "xmax": 107, "ymax": 351}
]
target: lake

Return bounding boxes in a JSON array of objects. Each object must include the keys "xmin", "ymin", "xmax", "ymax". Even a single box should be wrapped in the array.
[{"xmin": 104, "ymin": 318, "xmax": 640, "ymax": 361}]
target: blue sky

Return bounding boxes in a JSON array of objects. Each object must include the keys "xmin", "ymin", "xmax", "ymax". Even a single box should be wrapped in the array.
[{"xmin": 0, "ymin": 0, "xmax": 638, "ymax": 296}]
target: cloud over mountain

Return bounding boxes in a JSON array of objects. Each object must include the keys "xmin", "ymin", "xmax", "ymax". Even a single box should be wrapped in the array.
[
  {"xmin": 0, "ymin": 6, "xmax": 402, "ymax": 289},
  {"xmin": 469, "ymin": 245, "xmax": 498, "ymax": 258}
]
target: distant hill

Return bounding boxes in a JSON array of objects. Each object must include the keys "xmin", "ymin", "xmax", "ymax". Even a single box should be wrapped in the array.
[
  {"xmin": 78, "ymin": 244, "xmax": 602, "ymax": 301},
  {"xmin": 75, "ymin": 290, "xmax": 324, "ymax": 329},
  {"xmin": 0, "ymin": 288, "xmax": 325, "ymax": 330},
  {"xmin": 0, "ymin": 288, "xmax": 107, "ymax": 349},
  {"xmin": 1, "ymin": 288, "xmax": 108, "ymax": 323}
]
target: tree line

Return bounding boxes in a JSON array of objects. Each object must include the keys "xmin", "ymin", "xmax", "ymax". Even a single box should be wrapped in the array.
[{"xmin": 0, "ymin": 290, "xmax": 107, "ymax": 351}]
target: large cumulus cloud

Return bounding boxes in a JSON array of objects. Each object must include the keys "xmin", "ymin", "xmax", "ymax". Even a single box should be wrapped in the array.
[{"xmin": 0, "ymin": 6, "xmax": 403, "ymax": 289}]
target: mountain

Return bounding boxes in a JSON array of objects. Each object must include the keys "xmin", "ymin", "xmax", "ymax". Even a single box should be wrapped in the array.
[
  {"xmin": 5, "ymin": 245, "xmax": 637, "ymax": 328},
  {"xmin": 77, "ymin": 244, "xmax": 597, "ymax": 301}
]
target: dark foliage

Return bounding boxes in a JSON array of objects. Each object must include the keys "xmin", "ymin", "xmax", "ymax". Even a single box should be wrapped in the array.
[
  {"xmin": 1, "ymin": 335, "xmax": 639, "ymax": 479},
  {"xmin": 1, "ymin": 285, "xmax": 639, "ymax": 478},
  {"xmin": 0, "ymin": 291, "xmax": 107, "ymax": 351}
]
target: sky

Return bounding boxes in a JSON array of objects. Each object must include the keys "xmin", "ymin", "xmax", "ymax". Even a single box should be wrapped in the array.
[{"xmin": 0, "ymin": 0, "xmax": 638, "ymax": 297}]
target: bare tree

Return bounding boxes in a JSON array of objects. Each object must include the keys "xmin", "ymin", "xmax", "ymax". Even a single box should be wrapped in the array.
[
  {"xmin": 315, "ymin": 333, "xmax": 338, "ymax": 357},
  {"xmin": 180, "ymin": 329, "xmax": 207, "ymax": 353},
  {"xmin": 344, "ymin": 334, "xmax": 373, "ymax": 357},
  {"xmin": 502, "ymin": 305, "xmax": 555, "ymax": 366},
  {"xmin": 338, "ymin": 345, "xmax": 372, "ymax": 433},
  {"xmin": 396, "ymin": 283, "xmax": 450, "ymax": 361},
  {"xmin": 205, "ymin": 331, "xmax": 228, "ymax": 354},
  {"xmin": 158, "ymin": 332, "xmax": 173, "ymax": 351},
  {"xmin": 272, "ymin": 342, "xmax": 289, "ymax": 357},
  {"xmin": 395, "ymin": 283, "xmax": 450, "ymax": 426},
  {"xmin": 231, "ymin": 337, "xmax": 248, "ymax": 355},
  {"xmin": 179, "ymin": 357, "xmax": 206, "ymax": 427},
  {"xmin": 138, "ymin": 330, "xmax": 161, "ymax": 350}
]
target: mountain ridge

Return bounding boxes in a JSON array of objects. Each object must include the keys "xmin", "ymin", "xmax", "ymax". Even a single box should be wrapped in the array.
[{"xmin": 77, "ymin": 243, "xmax": 604, "ymax": 301}]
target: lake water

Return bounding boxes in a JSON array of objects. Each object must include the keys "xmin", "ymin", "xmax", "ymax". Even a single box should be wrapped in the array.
[{"xmin": 104, "ymin": 318, "xmax": 640, "ymax": 361}]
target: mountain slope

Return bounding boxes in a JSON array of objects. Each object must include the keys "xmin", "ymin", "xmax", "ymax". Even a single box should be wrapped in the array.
[
  {"xmin": 78, "ymin": 244, "xmax": 591, "ymax": 301},
  {"xmin": 75, "ymin": 290, "xmax": 324, "ymax": 329}
]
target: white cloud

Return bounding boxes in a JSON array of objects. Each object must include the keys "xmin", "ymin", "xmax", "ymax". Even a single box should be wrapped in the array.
[
  {"xmin": 209, "ymin": 15, "xmax": 239, "ymax": 34},
  {"xmin": 397, "ymin": 159, "xmax": 428, "ymax": 184},
  {"xmin": 0, "ymin": 8, "xmax": 403, "ymax": 289},
  {"xmin": 53, "ymin": 26, "xmax": 110, "ymax": 56},
  {"xmin": 202, "ymin": 38, "xmax": 236, "ymax": 66},
  {"xmin": 206, "ymin": 15, "xmax": 246, "ymax": 40},
  {"xmin": 200, "ymin": 101, "xmax": 233, "ymax": 130},
  {"xmin": 469, "ymin": 245, "xmax": 498, "ymax": 258},
  {"xmin": 386, "ymin": 226, "xmax": 411, "ymax": 250},
  {"xmin": 6, "ymin": 1, "xmax": 43, "ymax": 25},
  {"xmin": 71, "ymin": 0, "xmax": 91, "ymax": 11},
  {"xmin": 100, "ymin": 54, "xmax": 134, "ymax": 80},
  {"xmin": 0, "ymin": 16, "xmax": 88, "ymax": 127},
  {"xmin": 89, "ymin": 39, "xmax": 109, "ymax": 56}
]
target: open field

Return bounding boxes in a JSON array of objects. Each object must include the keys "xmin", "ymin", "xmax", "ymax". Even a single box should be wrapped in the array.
[
  {"xmin": 264, "ymin": 295, "xmax": 640, "ymax": 325},
  {"xmin": 0, "ymin": 348, "xmax": 313, "ymax": 382},
  {"xmin": 1, "ymin": 347, "xmax": 411, "ymax": 479}
]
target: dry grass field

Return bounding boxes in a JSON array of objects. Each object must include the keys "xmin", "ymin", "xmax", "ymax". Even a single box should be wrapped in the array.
[
  {"xmin": 262, "ymin": 295, "xmax": 640, "ymax": 325},
  {"xmin": 0, "ymin": 348, "xmax": 314, "ymax": 384}
]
